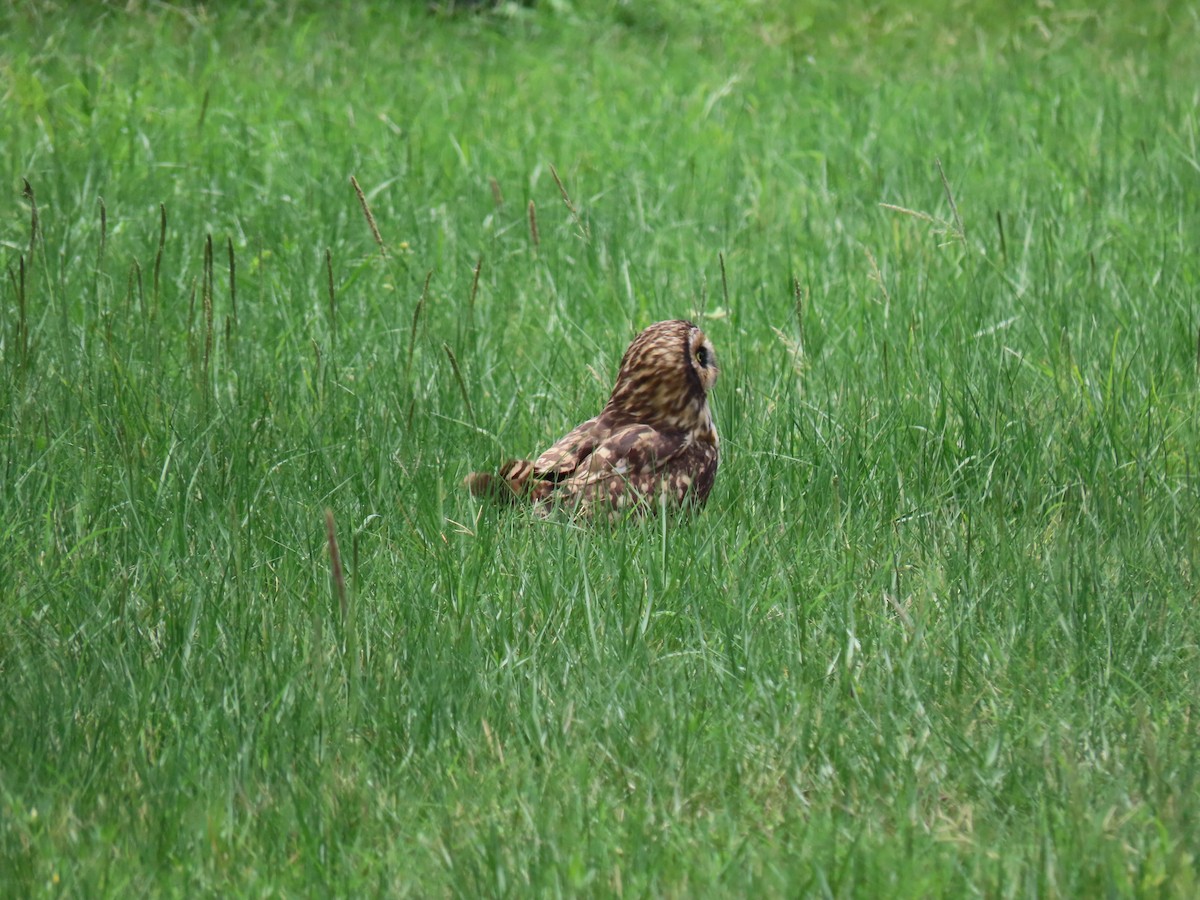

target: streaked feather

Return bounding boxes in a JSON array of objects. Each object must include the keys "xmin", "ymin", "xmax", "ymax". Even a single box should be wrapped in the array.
[{"xmin": 466, "ymin": 319, "xmax": 720, "ymax": 517}]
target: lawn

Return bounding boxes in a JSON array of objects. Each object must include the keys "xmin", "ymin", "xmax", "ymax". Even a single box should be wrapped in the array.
[{"xmin": 2, "ymin": 0, "xmax": 1198, "ymax": 895}]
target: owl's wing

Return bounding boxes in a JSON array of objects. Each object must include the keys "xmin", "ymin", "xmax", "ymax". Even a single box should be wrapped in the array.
[
  {"xmin": 470, "ymin": 422, "xmax": 716, "ymax": 512},
  {"xmin": 559, "ymin": 422, "xmax": 713, "ymax": 511},
  {"xmin": 532, "ymin": 415, "xmax": 605, "ymax": 479}
]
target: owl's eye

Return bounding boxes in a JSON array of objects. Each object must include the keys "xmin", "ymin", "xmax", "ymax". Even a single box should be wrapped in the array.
[{"xmin": 695, "ymin": 345, "xmax": 711, "ymax": 368}]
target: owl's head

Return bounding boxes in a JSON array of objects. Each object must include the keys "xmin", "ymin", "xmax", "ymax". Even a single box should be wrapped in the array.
[{"xmin": 605, "ymin": 319, "xmax": 719, "ymax": 432}]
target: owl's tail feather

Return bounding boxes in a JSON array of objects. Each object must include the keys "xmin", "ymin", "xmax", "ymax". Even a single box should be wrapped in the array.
[{"xmin": 464, "ymin": 459, "xmax": 537, "ymax": 502}]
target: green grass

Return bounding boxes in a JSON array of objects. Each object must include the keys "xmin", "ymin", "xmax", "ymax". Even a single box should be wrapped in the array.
[{"xmin": 3, "ymin": 0, "xmax": 1199, "ymax": 895}]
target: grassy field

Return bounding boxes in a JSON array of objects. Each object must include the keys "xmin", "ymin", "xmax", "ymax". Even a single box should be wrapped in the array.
[{"xmin": 3, "ymin": 0, "xmax": 1199, "ymax": 895}]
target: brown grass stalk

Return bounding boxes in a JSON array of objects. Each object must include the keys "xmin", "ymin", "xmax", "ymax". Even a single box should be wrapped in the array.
[{"xmin": 350, "ymin": 175, "xmax": 387, "ymax": 257}]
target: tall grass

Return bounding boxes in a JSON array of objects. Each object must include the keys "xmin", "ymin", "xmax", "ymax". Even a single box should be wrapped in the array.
[{"xmin": 2, "ymin": 1, "xmax": 1198, "ymax": 895}]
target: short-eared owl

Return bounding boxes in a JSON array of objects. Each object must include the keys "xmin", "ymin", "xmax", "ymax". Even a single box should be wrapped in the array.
[{"xmin": 466, "ymin": 319, "xmax": 720, "ymax": 516}]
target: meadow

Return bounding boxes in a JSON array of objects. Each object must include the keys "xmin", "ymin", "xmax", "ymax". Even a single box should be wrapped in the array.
[{"xmin": 2, "ymin": 0, "xmax": 1198, "ymax": 895}]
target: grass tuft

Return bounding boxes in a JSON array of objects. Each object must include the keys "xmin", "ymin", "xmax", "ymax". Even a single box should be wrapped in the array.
[{"xmin": 935, "ymin": 157, "xmax": 965, "ymax": 243}]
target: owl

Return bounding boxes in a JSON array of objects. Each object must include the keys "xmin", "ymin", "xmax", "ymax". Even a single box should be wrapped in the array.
[{"xmin": 466, "ymin": 319, "xmax": 720, "ymax": 517}]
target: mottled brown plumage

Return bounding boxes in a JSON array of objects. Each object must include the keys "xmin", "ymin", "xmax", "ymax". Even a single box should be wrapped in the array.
[{"xmin": 466, "ymin": 319, "xmax": 720, "ymax": 517}]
